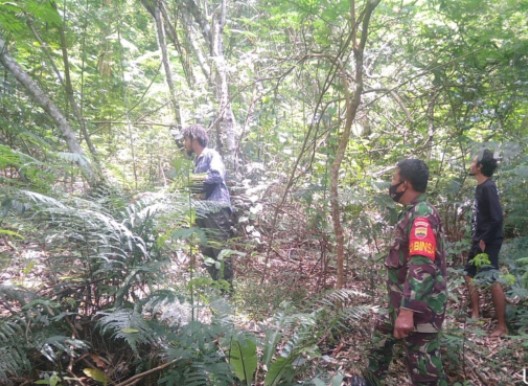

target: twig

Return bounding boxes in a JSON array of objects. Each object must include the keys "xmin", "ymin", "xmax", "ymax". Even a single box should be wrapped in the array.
[{"xmin": 113, "ymin": 359, "xmax": 179, "ymax": 386}]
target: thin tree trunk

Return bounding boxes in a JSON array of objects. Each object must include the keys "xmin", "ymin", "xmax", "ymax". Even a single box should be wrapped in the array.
[
  {"xmin": 0, "ymin": 35, "xmax": 95, "ymax": 182},
  {"xmin": 210, "ymin": 0, "xmax": 237, "ymax": 165},
  {"xmin": 181, "ymin": 13, "xmax": 211, "ymax": 81},
  {"xmin": 159, "ymin": 0, "xmax": 196, "ymax": 87},
  {"xmin": 55, "ymin": 3, "xmax": 99, "ymax": 159},
  {"xmin": 141, "ymin": 0, "xmax": 182, "ymax": 127},
  {"xmin": 330, "ymin": 0, "xmax": 380, "ymax": 289},
  {"xmin": 28, "ymin": 5, "xmax": 99, "ymax": 161},
  {"xmin": 181, "ymin": 0, "xmax": 237, "ymax": 166}
]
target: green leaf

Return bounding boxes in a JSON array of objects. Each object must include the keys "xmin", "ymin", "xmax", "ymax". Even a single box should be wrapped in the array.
[
  {"xmin": 262, "ymin": 328, "xmax": 282, "ymax": 368},
  {"xmin": 264, "ymin": 356, "xmax": 295, "ymax": 386},
  {"xmin": 83, "ymin": 368, "xmax": 109, "ymax": 385},
  {"xmin": 229, "ymin": 336, "xmax": 257, "ymax": 385},
  {"xmin": 0, "ymin": 229, "xmax": 23, "ymax": 239},
  {"xmin": 121, "ymin": 328, "xmax": 139, "ymax": 334}
]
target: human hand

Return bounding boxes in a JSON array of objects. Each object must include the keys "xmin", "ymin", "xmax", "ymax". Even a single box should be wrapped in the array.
[
  {"xmin": 479, "ymin": 239, "xmax": 486, "ymax": 252},
  {"xmin": 393, "ymin": 309, "xmax": 414, "ymax": 339}
]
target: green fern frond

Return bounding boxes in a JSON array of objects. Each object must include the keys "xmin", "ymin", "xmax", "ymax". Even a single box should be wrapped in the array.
[
  {"xmin": 97, "ymin": 309, "xmax": 158, "ymax": 356},
  {"xmin": 19, "ymin": 189, "xmax": 67, "ymax": 210},
  {"xmin": 317, "ymin": 288, "xmax": 370, "ymax": 310},
  {"xmin": 228, "ymin": 334, "xmax": 257, "ymax": 384},
  {"xmin": 0, "ymin": 285, "xmax": 36, "ymax": 308},
  {"xmin": 0, "ymin": 144, "xmax": 22, "ymax": 168},
  {"xmin": 0, "ymin": 319, "xmax": 31, "ymax": 383},
  {"xmin": 0, "ymin": 345, "xmax": 31, "ymax": 383},
  {"xmin": 183, "ymin": 363, "xmax": 208, "ymax": 386},
  {"xmin": 0, "ymin": 320, "xmax": 24, "ymax": 342},
  {"xmin": 142, "ymin": 289, "xmax": 185, "ymax": 314}
]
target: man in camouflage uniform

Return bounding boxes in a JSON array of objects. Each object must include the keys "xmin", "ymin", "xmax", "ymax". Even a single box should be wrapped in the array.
[{"xmin": 352, "ymin": 159, "xmax": 447, "ymax": 386}]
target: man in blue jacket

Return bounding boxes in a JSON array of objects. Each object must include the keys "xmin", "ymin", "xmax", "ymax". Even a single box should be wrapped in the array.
[
  {"xmin": 465, "ymin": 149, "xmax": 507, "ymax": 337},
  {"xmin": 182, "ymin": 124, "xmax": 234, "ymax": 288}
]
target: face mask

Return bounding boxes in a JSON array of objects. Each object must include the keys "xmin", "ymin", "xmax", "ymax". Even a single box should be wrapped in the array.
[{"xmin": 389, "ymin": 180, "xmax": 405, "ymax": 202}]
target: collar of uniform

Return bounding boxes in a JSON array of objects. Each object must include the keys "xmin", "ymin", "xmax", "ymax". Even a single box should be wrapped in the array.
[{"xmin": 406, "ymin": 193, "xmax": 427, "ymax": 208}]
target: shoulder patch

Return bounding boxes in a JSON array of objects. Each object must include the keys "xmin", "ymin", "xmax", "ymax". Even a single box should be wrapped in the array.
[{"xmin": 409, "ymin": 216, "xmax": 436, "ymax": 260}]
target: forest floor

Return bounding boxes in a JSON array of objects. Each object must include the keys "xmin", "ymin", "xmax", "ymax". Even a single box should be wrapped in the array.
[
  {"xmin": 1, "ymin": 235, "xmax": 527, "ymax": 385},
  {"xmin": 234, "ymin": 244, "xmax": 527, "ymax": 386}
]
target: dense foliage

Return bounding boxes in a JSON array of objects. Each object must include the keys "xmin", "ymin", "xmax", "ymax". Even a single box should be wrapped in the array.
[{"xmin": 1, "ymin": 0, "xmax": 528, "ymax": 384}]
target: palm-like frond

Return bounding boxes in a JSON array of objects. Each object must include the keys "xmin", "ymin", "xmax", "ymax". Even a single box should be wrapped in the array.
[
  {"xmin": 3, "ymin": 189, "xmax": 195, "ymax": 310},
  {"xmin": 1, "ymin": 185, "xmax": 240, "ymax": 383},
  {"xmin": 161, "ymin": 320, "xmax": 235, "ymax": 385},
  {"xmin": 0, "ymin": 320, "xmax": 30, "ymax": 383},
  {"xmin": 315, "ymin": 289, "xmax": 373, "ymax": 333},
  {"xmin": 97, "ymin": 308, "xmax": 159, "ymax": 356}
]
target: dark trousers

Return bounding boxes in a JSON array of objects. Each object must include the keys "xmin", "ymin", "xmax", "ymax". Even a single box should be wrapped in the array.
[{"xmin": 196, "ymin": 207, "xmax": 233, "ymax": 284}]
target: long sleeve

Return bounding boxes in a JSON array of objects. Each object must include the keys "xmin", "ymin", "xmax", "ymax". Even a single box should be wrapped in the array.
[
  {"xmin": 400, "ymin": 213, "xmax": 445, "ymax": 317},
  {"xmin": 203, "ymin": 152, "xmax": 226, "ymax": 186},
  {"xmin": 480, "ymin": 183, "xmax": 503, "ymax": 243},
  {"xmin": 401, "ymin": 255, "xmax": 437, "ymax": 313},
  {"xmin": 193, "ymin": 148, "xmax": 231, "ymax": 205}
]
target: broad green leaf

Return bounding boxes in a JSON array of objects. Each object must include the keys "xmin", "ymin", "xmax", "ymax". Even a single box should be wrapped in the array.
[
  {"xmin": 83, "ymin": 368, "xmax": 109, "ymax": 385},
  {"xmin": 229, "ymin": 336, "xmax": 257, "ymax": 385},
  {"xmin": 264, "ymin": 356, "xmax": 295, "ymax": 386},
  {"xmin": 262, "ymin": 328, "xmax": 282, "ymax": 368}
]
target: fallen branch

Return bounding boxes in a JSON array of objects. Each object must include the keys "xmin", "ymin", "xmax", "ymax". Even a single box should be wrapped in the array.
[{"xmin": 113, "ymin": 359, "xmax": 179, "ymax": 386}]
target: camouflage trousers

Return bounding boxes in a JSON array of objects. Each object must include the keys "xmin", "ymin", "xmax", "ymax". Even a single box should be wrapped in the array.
[{"xmin": 365, "ymin": 316, "xmax": 447, "ymax": 386}]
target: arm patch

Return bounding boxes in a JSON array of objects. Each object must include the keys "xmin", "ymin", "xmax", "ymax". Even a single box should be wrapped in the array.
[{"xmin": 409, "ymin": 217, "xmax": 436, "ymax": 260}]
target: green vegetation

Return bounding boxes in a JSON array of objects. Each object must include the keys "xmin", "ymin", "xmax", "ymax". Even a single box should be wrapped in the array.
[{"xmin": 1, "ymin": 0, "xmax": 528, "ymax": 384}]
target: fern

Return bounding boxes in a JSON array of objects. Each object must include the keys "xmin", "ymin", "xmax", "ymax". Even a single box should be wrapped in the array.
[
  {"xmin": 0, "ymin": 320, "xmax": 31, "ymax": 383},
  {"xmin": 314, "ymin": 289, "xmax": 372, "ymax": 337},
  {"xmin": 97, "ymin": 308, "xmax": 159, "ymax": 356},
  {"xmin": 1, "ymin": 186, "xmax": 240, "ymax": 383},
  {"xmin": 161, "ymin": 320, "xmax": 235, "ymax": 385},
  {"xmin": 0, "ymin": 289, "xmax": 91, "ymax": 384}
]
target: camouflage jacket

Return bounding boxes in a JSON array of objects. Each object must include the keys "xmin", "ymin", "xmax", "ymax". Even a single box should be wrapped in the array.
[{"xmin": 385, "ymin": 195, "xmax": 447, "ymax": 332}]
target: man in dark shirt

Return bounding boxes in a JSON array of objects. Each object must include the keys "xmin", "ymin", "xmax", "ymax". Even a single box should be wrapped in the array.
[
  {"xmin": 464, "ymin": 149, "xmax": 507, "ymax": 337},
  {"xmin": 182, "ymin": 124, "xmax": 234, "ymax": 288}
]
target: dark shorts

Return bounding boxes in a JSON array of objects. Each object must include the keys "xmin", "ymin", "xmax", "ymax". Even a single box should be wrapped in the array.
[{"xmin": 464, "ymin": 241, "xmax": 502, "ymax": 278}]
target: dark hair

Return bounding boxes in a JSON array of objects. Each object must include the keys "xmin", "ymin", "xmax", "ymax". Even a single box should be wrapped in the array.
[
  {"xmin": 182, "ymin": 124, "xmax": 208, "ymax": 147},
  {"xmin": 477, "ymin": 149, "xmax": 498, "ymax": 177},
  {"xmin": 397, "ymin": 159, "xmax": 429, "ymax": 193}
]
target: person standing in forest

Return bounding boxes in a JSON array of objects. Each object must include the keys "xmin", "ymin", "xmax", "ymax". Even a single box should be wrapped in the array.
[
  {"xmin": 351, "ymin": 159, "xmax": 447, "ymax": 386},
  {"xmin": 182, "ymin": 124, "xmax": 234, "ymax": 290},
  {"xmin": 464, "ymin": 149, "xmax": 508, "ymax": 337}
]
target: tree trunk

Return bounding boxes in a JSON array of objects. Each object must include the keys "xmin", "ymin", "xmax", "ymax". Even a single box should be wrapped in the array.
[
  {"xmin": 330, "ymin": 0, "xmax": 380, "ymax": 289},
  {"xmin": 159, "ymin": 0, "xmax": 196, "ymax": 87},
  {"xmin": 28, "ymin": 5, "xmax": 100, "ymax": 163},
  {"xmin": 55, "ymin": 4, "xmax": 99, "ymax": 160},
  {"xmin": 0, "ymin": 35, "xmax": 96, "ymax": 183},
  {"xmin": 181, "ymin": 0, "xmax": 238, "ymax": 167},
  {"xmin": 140, "ymin": 0, "xmax": 183, "ymax": 127},
  {"xmin": 210, "ymin": 0, "xmax": 237, "ymax": 166}
]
